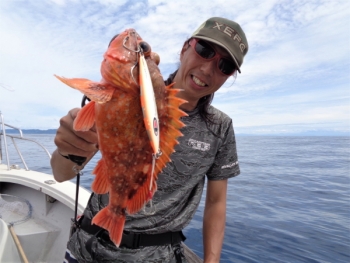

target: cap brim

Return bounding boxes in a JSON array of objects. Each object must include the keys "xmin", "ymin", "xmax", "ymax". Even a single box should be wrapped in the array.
[{"xmin": 193, "ymin": 36, "xmax": 241, "ymax": 73}]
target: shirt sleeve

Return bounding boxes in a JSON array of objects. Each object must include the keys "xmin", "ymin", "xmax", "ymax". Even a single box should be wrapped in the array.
[{"xmin": 206, "ymin": 120, "xmax": 240, "ymax": 181}]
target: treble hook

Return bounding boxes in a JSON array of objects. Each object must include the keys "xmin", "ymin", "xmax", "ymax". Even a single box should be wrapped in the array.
[
  {"xmin": 123, "ymin": 35, "xmax": 142, "ymax": 85},
  {"xmin": 123, "ymin": 35, "xmax": 141, "ymax": 53},
  {"xmin": 142, "ymin": 199, "xmax": 156, "ymax": 215},
  {"xmin": 130, "ymin": 60, "xmax": 139, "ymax": 85}
]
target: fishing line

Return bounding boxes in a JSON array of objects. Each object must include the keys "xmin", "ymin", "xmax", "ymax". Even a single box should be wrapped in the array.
[{"xmin": 67, "ymin": 97, "xmax": 89, "ymax": 233}]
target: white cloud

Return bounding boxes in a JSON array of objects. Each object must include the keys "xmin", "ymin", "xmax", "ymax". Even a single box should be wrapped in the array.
[
  {"xmin": 213, "ymin": 85, "xmax": 350, "ymax": 130},
  {"xmin": 0, "ymin": 0, "xmax": 349, "ymax": 134}
]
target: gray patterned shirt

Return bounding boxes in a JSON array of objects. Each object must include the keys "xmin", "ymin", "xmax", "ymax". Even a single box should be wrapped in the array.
[{"xmin": 68, "ymin": 106, "xmax": 240, "ymax": 262}]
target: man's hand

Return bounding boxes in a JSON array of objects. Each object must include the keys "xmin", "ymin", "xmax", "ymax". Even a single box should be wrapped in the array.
[
  {"xmin": 51, "ymin": 108, "xmax": 98, "ymax": 182},
  {"xmin": 55, "ymin": 108, "xmax": 98, "ymax": 157}
]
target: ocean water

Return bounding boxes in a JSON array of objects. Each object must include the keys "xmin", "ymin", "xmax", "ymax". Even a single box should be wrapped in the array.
[{"xmin": 1, "ymin": 135, "xmax": 349, "ymax": 263}]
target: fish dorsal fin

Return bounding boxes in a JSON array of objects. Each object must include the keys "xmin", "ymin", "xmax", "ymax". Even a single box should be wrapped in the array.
[
  {"xmin": 125, "ymin": 84, "xmax": 187, "ymax": 214},
  {"xmin": 155, "ymin": 84, "xmax": 187, "ymax": 177},
  {"xmin": 54, "ymin": 75, "xmax": 114, "ymax": 104}
]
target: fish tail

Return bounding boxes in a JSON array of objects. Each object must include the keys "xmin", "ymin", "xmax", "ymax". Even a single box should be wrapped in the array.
[
  {"xmin": 92, "ymin": 206, "xmax": 125, "ymax": 247},
  {"xmin": 73, "ymin": 101, "xmax": 96, "ymax": 131},
  {"xmin": 91, "ymin": 158, "xmax": 109, "ymax": 194}
]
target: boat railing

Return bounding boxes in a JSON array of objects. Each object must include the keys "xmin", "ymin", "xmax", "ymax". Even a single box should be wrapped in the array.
[{"xmin": 0, "ymin": 112, "xmax": 52, "ymax": 171}]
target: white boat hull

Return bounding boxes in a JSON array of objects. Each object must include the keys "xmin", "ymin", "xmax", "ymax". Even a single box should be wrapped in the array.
[{"xmin": 0, "ymin": 164, "xmax": 91, "ymax": 263}]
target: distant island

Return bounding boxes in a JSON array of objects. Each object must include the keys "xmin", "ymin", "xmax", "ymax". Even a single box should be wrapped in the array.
[{"xmin": 4, "ymin": 129, "xmax": 57, "ymax": 134}]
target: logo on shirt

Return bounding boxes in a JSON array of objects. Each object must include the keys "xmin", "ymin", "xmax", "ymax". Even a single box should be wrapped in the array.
[
  {"xmin": 188, "ymin": 139, "xmax": 210, "ymax": 151},
  {"xmin": 221, "ymin": 161, "xmax": 239, "ymax": 169}
]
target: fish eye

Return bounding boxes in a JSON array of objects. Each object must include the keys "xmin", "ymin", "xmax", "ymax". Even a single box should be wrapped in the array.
[
  {"xmin": 139, "ymin": 41, "xmax": 151, "ymax": 55},
  {"xmin": 108, "ymin": 34, "xmax": 119, "ymax": 47}
]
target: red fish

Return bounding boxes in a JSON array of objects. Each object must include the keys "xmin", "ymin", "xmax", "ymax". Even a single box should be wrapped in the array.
[{"xmin": 55, "ymin": 29, "xmax": 187, "ymax": 246}]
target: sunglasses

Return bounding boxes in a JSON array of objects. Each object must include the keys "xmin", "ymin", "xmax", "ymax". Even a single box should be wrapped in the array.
[{"xmin": 189, "ymin": 38, "xmax": 237, "ymax": 76}]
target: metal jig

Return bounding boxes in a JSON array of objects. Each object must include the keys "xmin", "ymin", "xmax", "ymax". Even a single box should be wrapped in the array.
[{"xmin": 122, "ymin": 34, "xmax": 161, "ymax": 217}]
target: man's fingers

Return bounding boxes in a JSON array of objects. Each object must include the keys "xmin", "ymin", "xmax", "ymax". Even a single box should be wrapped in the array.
[
  {"xmin": 74, "ymin": 129, "xmax": 98, "ymax": 145},
  {"xmin": 54, "ymin": 108, "xmax": 98, "ymax": 157}
]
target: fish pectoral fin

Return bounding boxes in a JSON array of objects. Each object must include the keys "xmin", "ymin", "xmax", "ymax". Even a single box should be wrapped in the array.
[
  {"xmin": 92, "ymin": 206, "xmax": 125, "ymax": 247},
  {"xmin": 91, "ymin": 158, "xmax": 109, "ymax": 194},
  {"xmin": 54, "ymin": 75, "xmax": 114, "ymax": 103},
  {"xmin": 73, "ymin": 101, "xmax": 96, "ymax": 131}
]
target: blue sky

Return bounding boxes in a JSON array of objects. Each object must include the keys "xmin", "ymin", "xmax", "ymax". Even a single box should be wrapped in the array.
[{"xmin": 0, "ymin": 0, "xmax": 349, "ymax": 135}]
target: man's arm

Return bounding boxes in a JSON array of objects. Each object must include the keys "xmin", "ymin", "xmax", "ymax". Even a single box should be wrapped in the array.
[
  {"xmin": 51, "ymin": 108, "xmax": 98, "ymax": 182},
  {"xmin": 203, "ymin": 179, "xmax": 228, "ymax": 263}
]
